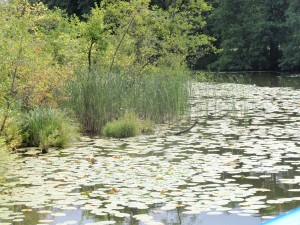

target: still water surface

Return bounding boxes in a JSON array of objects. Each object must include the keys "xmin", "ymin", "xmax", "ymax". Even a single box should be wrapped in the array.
[{"xmin": 0, "ymin": 74, "xmax": 300, "ymax": 225}]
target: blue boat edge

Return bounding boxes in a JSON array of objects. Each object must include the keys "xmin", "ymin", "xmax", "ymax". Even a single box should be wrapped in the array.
[{"xmin": 260, "ymin": 207, "xmax": 300, "ymax": 225}]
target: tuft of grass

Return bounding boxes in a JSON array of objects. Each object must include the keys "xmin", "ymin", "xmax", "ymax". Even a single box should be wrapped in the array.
[
  {"xmin": 103, "ymin": 112, "xmax": 140, "ymax": 138},
  {"xmin": 139, "ymin": 118, "xmax": 154, "ymax": 134},
  {"xmin": 64, "ymin": 67, "xmax": 189, "ymax": 134},
  {"xmin": 22, "ymin": 107, "xmax": 80, "ymax": 151}
]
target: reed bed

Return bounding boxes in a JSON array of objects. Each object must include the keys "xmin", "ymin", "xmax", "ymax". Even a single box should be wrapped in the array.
[{"xmin": 65, "ymin": 69, "xmax": 190, "ymax": 134}]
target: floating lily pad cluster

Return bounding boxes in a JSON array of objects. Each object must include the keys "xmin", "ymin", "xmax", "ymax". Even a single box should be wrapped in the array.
[{"xmin": 0, "ymin": 83, "xmax": 299, "ymax": 225}]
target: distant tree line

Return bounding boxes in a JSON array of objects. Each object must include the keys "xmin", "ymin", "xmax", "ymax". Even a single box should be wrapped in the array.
[
  {"xmin": 23, "ymin": 0, "xmax": 300, "ymax": 71},
  {"xmin": 209, "ymin": 0, "xmax": 300, "ymax": 71}
]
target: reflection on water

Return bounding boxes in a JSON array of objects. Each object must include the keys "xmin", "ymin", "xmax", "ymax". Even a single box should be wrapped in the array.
[
  {"xmin": 249, "ymin": 74, "xmax": 300, "ymax": 88},
  {"xmin": 0, "ymin": 75, "xmax": 300, "ymax": 225},
  {"xmin": 208, "ymin": 72, "xmax": 300, "ymax": 89},
  {"xmin": 149, "ymin": 208, "xmax": 262, "ymax": 225},
  {"xmin": 205, "ymin": 72, "xmax": 300, "ymax": 89}
]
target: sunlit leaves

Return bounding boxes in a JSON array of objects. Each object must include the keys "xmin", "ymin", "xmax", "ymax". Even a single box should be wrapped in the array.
[
  {"xmin": 96, "ymin": 0, "xmax": 214, "ymax": 74},
  {"xmin": 0, "ymin": 1, "xmax": 82, "ymax": 108},
  {"xmin": 81, "ymin": 6, "xmax": 108, "ymax": 51}
]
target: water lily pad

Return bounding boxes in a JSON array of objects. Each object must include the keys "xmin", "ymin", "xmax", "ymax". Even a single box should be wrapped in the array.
[
  {"xmin": 37, "ymin": 210, "xmax": 52, "ymax": 214},
  {"xmin": 133, "ymin": 214, "xmax": 154, "ymax": 222},
  {"xmin": 114, "ymin": 212, "xmax": 130, "ymax": 218},
  {"xmin": 51, "ymin": 212, "xmax": 66, "ymax": 217},
  {"xmin": 85, "ymin": 222, "xmax": 116, "ymax": 225},
  {"xmin": 39, "ymin": 220, "xmax": 54, "ymax": 223},
  {"xmin": 207, "ymin": 211, "xmax": 223, "ymax": 215}
]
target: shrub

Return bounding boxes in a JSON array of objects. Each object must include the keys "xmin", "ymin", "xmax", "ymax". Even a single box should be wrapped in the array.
[
  {"xmin": 103, "ymin": 112, "xmax": 140, "ymax": 138},
  {"xmin": 139, "ymin": 119, "xmax": 154, "ymax": 134},
  {"xmin": 22, "ymin": 107, "xmax": 80, "ymax": 151},
  {"xmin": 0, "ymin": 111, "xmax": 22, "ymax": 150}
]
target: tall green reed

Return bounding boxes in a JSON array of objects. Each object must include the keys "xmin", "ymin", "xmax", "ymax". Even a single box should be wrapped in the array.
[{"xmin": 64, "ymin": 68, "xmax": 190, "ymax": 134}]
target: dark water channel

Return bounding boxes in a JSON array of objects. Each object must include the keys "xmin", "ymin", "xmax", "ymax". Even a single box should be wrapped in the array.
[
  {"xmin": 0, "ymin": 73, "xmax": 300, "ymax": 225},
  {"xmin": 208, "ymin": 72, "xmax": 300, "ymax": 89}
]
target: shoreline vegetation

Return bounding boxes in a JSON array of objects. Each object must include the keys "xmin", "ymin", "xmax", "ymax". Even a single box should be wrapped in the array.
[
  {"xmin": 0, "ymin": 0, "xmax": 299, "ymax": 151},
  {"xmin": 64, "ymin": 69, "xmax": 189, "ymax": 135},
  {"xmin": 0, "ymin": 0, "xmax": 193, "ymax": 151}
]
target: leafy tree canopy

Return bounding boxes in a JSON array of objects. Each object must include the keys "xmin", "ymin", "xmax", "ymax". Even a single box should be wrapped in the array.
[
  {"xmin": 280, "ymin": 0, "xmax": 300, "ymax": 70},
  {"xmin": 210, "ymin": 0, "xmax": 289, "ymax": 71}
]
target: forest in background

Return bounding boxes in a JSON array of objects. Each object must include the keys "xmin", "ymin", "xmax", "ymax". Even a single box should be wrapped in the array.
[{"xmin": 28, "ymin": 0, "xmax": 300, "ymax": 71}]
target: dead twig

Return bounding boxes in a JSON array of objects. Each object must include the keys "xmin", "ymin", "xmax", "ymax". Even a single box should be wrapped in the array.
[{"xmin": 174, "ymin": 119, "xmax": 199, "ymax": 136}]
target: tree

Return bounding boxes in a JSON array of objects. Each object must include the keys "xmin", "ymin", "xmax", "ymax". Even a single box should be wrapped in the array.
[
  {"xmin": 210, "ymin": 0, "xmax": 289, "ymax": 71},
  {"xmin": 280, "ymin": 0, "xmax": 300, "ymax": 71},
  {"xmin": 27, "ymin": 0, "xmax": 215, "ymax": 72},
  {"xmin": 0, "ymin": 1, "xmax": 81, "ymax": 110},
  {"xmin": 98, "ymin": 0, "xmax": 215, "ymax": 74},
  {"xmin": 29, "ymin": 0, "xmax": 99, "ymax": 17},
  {"xmin": 80, "ymin": 6, "xmax": 108, "ymax": 72}
]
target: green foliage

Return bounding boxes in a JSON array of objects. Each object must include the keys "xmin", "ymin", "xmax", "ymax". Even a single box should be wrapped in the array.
[
  {"xmin": 210, "ymin": 0, "xmax": 289, "ymax": 71},
  {"xmin": 29, "ymin": 0, "xmax": 99, "ymax": 17},
  {"xmin": 4, "ymin": 0, "xmax": 300, "ymax": 154},
  {"xmin": 81, "ymin": 6, "xmax": 108, "ymax": 71},
  {"xmin": 0, "ymin": 1, "xmax": 82, "ymax": 109},
  {"xmin": 0, "ymin": 107, "xmax": 80, "ymax": 151},
  {"xmin": 83, "ymin": 6, "xmax": 107, "ymax": 43},
  {"xmin": 103, "ymin": 112, "xmax": 140, "ymax": 138},
  {"xmin": 0, "ymin": 111, "xmax": 22, "ymax": 150},
  {"xmin": 280, "ymin": 0, "xmax": 300, "ymax": 70},
  {"xmin": 22, "ymin": 107, "xmax": 80, "ymax": 151},
  {"xmin": 64, "ymin": 68, "xmax": 189, "ymax": 134},
  {"xmin": 34, "ymin": 4, "xmax": 82, "ymax": 67},
  {"xmin": 96, "ymin": 0, "xmax": 215, "ymax": 74},
  {"xmin": 24, "ymin": 0, "xmax": 300, "ymax": 75},
  {"xmin": 163, "ymin": 0, "xmax": 216, "ymax": 67},
  {"xmin": 31, "ymin": 0, "xmax": 215, "ymax": 75}
]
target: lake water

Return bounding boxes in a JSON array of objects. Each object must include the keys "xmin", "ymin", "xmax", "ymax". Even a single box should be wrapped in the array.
[{"xmin": 0, "ymin": 73, "xmax": 300, "ymax": 225}]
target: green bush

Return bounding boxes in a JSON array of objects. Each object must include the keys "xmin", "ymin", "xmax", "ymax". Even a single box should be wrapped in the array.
[
  {"xmin": 103, "ymin": 112, "xmax": 140, "ymax": 138},
  {"xmin": 0, "ymin": 111, "xmax": 22, "ymax": 150},
  {"xmin": 22, "ymin": 107, "xmax": 80, "ymax": 151}
]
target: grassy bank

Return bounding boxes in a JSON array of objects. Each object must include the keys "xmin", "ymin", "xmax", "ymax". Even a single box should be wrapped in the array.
[
  {"xmin": 1, "ymin": 68, "xmax": 190, "ymax": 150},
  {"xmin": 21, "ymin": 107, "xmax": 80, "ymax": 151},
  {"xmin": 0, "ymin": 108, "xmax": 79, "ymax": 151}
]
